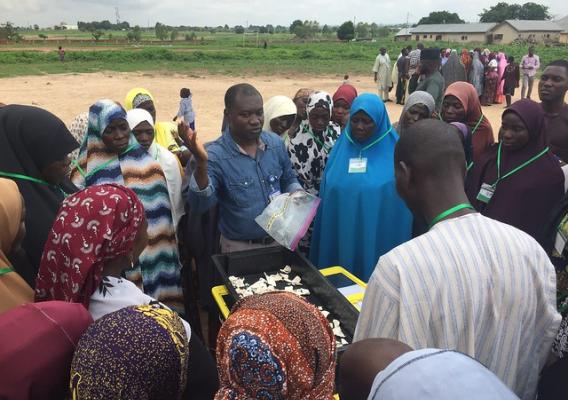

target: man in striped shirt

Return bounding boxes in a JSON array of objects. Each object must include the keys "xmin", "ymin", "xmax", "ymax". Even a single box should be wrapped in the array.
[{"xmin": 354, "ymin": 119, "xmax": 560, "ymax": 400}]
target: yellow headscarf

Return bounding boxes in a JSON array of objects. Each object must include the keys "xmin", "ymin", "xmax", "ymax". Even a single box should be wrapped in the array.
[
  {"xmin": 0, "ymin": 178, "xmax": 34, "ymax": 315},
  {"xmin": 124, "ymin": 88, "xmax": 180, "ymax": 152}
]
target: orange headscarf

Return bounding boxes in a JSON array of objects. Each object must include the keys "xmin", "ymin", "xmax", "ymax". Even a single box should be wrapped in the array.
[
  {"xmin": 444, "ymin": 82, "xmax": 495, "ymax": 161},
  {"xmin": 0, "ymin": 178, "xmax": 34, "ymax": 315}
]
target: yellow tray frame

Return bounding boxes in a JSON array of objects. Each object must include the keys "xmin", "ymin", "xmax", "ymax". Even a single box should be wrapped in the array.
[{"xmin": 211, "ymin": 266, "xmax": 366, "ymax": 319}]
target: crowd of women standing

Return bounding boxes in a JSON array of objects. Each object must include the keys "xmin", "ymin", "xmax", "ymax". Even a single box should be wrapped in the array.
[{"xmin": 0, "ymin": 54, "xmax": 567, "ymax": 399}]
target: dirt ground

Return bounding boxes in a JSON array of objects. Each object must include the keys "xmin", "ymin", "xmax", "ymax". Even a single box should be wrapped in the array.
[{"xmin": 0, "ymin": 71, "xmax": 527, "ymax": 142}]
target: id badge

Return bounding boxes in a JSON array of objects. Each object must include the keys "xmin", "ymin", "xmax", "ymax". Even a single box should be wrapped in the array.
[
  {"xmin": 269, "ymin": 189, "xmax": 282, "ymax": 202},
  {"xmin": 349, "ymin": 158, "xmax": 367, "ymax": 174},
  {"xmin": 554, "ymin": 215, "xmax": 568, "ymax": 256},
  {"xmin": 476, "ymin": 183, "xmax": 495, "ymax": 204}
]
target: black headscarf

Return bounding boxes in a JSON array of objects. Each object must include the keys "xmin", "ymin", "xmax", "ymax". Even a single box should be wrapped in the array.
[
  {"xmin": 0, "ymin": 105, "xmax": 79, "ymax": 285},
  {"xmin": 466, "ymin": 99, "xmax": 564, "ymax": 240}
]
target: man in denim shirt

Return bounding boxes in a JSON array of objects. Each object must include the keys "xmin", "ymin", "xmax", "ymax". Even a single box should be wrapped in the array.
[{"xmin": 184, "ymin": 83, "xmax": 302, "ymax": 252}]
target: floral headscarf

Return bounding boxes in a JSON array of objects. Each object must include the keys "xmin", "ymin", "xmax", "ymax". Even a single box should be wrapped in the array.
[
  {"xmin": 215, "ymin": 292, "xmax": 336, "ymax": 400},
  {"xmin": 35, "ymin": 184, "xmax": 145, "ymax": 307}
]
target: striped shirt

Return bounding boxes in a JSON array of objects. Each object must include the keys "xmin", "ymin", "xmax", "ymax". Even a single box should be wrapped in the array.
[{"xmin": 354, "ymin": 213, "xmax": 560, "ymax": 400}]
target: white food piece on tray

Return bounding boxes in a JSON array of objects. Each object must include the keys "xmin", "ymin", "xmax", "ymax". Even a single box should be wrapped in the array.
[
  {"xmin": 295, "ymin": 288, "xmax": 310, "ymax": 296},
  {"xmin": 322, "ymin": 310, "xmax": 330, "ymax": 318},
  {"xmin": 341, "ymin": 339, "xmax": 349, "ymax": 345},
  {"xmin": 291, "ymin": 276, "xmax": 302, "ymax": 285},
  {"xmin": 333, "ymin": 326, "xmax": 346, "ymax": 338},
  {"xmin": 280, "ymin": 265, "xmax": 292, "ymax": 273},
  {"xmin": 285, "ymin": 286, "xmax": 295, "ymax": 292}
]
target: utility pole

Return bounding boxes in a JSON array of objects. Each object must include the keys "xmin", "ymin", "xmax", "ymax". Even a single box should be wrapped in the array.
[{"xmin": 115, "ymin": 7, "xmax": 120, "ymax": 25}]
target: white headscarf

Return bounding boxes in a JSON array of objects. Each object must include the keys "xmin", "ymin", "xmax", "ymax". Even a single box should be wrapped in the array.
[
  {"xmin": 262, "ymin": 96, "xmax": 297, "ymax": 132},
  {"xmin": 126, "ymin": 109, "xmax": 185, "ymax": 230},
  {"xmin": 367, "ymin": 349, "xmax": 519, "ymax": 400}
]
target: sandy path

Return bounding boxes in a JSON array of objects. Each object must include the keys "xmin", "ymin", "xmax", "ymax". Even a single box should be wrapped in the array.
[{"xmin": 0, "ymin": 72, "xmax": 523, "ymax": 143}]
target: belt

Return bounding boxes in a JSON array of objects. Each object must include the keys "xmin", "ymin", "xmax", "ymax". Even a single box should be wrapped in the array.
[{"xmin": 247, "ymin": 237, "xmax": 275, "ymax": 245}]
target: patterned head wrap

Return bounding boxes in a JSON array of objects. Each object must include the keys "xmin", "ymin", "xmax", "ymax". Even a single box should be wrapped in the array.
[
  {"xmin": 307, "ymin": 91, "xmax": 334, "ymax": 119},
  {"xmin": 215, "ymin": 292, "xmax": 336, "ymax": 400},
  {"xmin": 70, "ymin": 99, "xmax": 136, "ymax": 187},
  {"xmin": 124, "ymin": 87, "xmax": 155, "ymax": 111},
  {"xmin": 35, "ymin": 184, "xmax": 145, "ymax": 307},
  {"xmin": 70, "ymin": 304, "xmax": 189, "ymax": 400}
]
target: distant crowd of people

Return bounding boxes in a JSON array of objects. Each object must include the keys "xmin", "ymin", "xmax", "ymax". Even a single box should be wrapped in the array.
[
  {"xmin": 374, "ymin": 43, "xmax": 541, "ymax": 109},
  {"xmin": 0, "ymin": 47, "xmax": 567, "ymax": 399}
]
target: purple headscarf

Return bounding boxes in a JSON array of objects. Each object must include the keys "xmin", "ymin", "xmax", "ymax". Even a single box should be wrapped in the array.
[{"xmin": 466, "ymin": 99, "xmax": 564, "ymax": 239}]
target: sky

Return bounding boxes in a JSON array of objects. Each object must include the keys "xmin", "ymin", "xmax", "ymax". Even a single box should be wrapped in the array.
[{"xmin": 2, "ymin": 0, "xmax": 567, "ymax": 28}]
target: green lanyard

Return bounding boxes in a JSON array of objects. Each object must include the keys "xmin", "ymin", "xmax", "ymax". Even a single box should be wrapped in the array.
[
  {"xmin": 0, "ymin": 171, "xmax": 68, "ymax": 197},
  {"xmin": 73, "ymin": 144, "xmax": 137, "ymax": 180},
  {"xmin": 346, "ymin": 127, "xmax": 392, "ymax": 159},
  {"xmin": 0, "ymin": 266, "xmax": 14, "ymax": 276},
  {"xmin": 429, "ymin": 203, "xmax": 475, "ymax": 229},
  {"xmin": 492, "ymin": 142, "xmax": 550, "ymax": 188}
]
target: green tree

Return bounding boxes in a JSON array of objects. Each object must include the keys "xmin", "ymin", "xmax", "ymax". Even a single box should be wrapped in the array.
[
  {"xmin": 266, "ymin": 24, "xmax": 274, "ymax": 34},
  {"xmin": 170, "ymin": 29, "xmax": 179, "ymax": 41},
  {"xmin": 155, "ymin": 22, "xmax": 170, "ymax": 41},
  {"xmin": 91, "ymin": 30, "xmax": 104, "ymax": 41},
  {"xmin": 376, "ymin": 26, "xmax": 391, "ymax": 37},
  {"xmin": 356, "ymin": 22, "xmax": 369, "ymax": 39},
  {"xmin": 132, "ymin": 25, "xmax": 142, "ymax": 41},
  {"xmin": 33, "ymin": 24, "xmax": 39, "ymax": 30},
  {"xmin": 289, "ymin": 20, "xmax": 303, "ymax": 35},
  {"xmin": 337, "ymin": 21, "xmax": 355, "ymax": 41},
  {"xmin": 369, "ymin": 23, "xmax": 379, "ymax": 37},
  {"xmin": 418, "ymin": 11, "xmax": 465, "ymax": 24},
  {"xmin": 479, "ymin": 2, "xmax": 521, "ymax": 22},
  {"xmin": 479, "ymin": 2, "xmax": 549, "ymax": 22},
  {"xmin": 519, "ymin": 2, "xmax": 550, "ymax": 20},
  {"xmin": 38, "ymin": 33, "xmax": 48, "ymax": 40},
  {"xmin": 322, "ymin": 24, "xmax": 330, "ymax": 35},
  {"xmin": 234, "ymin": 25, "xmax": 245, "ymax": 34},
  {"xmin": 0, "ymin": 22, "xmax": 21, "ymax": 41}
]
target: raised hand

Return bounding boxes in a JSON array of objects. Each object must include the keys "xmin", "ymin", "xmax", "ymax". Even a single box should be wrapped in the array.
[{"xmin": 178, "ymin": 121, "xmax": 208, "ymax": 162}]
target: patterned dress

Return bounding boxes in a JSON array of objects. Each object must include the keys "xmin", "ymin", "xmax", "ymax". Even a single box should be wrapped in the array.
[
  {"xmin": 287, "ymin": 91, "xmax": 341, "ymax": 254},
  {"xmin": 288, "ymin": 120, "xmax": 341, "ymax": 196}
]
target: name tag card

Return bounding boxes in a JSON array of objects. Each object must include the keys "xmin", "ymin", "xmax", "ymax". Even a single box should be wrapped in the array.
[
  {"xmin": 476, "ymin": 183, "xmax": 495, "ymax": 204},
  {"xmin": 349, "ymin": 158, "xmax": 367, "ymax": 174}
]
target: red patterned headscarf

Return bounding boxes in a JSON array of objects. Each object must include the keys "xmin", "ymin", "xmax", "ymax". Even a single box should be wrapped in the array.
[
  {"xmin": 35, "ymin": 184, "xmax": 145, "ymax": 307},
  {"xmin": 215, "ymin": 292, "xmax": 336, "ymax": 400}
]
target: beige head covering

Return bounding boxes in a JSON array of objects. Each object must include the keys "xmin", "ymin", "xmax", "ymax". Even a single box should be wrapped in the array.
[{"xmin": 262, "ymin": 96, "xmax": 297, "ymax": 132}]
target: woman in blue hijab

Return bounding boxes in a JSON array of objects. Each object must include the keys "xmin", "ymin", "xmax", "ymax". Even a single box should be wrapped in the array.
[{"xmin": 310, "ymin": 93, "xmax": 413, "ymax": 281}]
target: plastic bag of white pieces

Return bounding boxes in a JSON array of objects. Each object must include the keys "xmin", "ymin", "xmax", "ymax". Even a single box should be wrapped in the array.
[{"xmin": 255, "ymin": 191, "xmax": 320, "ymax": 251}]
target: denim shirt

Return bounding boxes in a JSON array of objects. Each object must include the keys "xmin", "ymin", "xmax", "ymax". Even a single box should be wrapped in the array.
[{"xmin": 187, "ymin": 130, "xmax": 301, "ymax": 240}]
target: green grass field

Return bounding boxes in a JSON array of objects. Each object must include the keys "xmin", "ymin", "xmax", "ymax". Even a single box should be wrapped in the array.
[{"xmin": 1, "ymin": 30, "xmax": 566, "ymax": 78}]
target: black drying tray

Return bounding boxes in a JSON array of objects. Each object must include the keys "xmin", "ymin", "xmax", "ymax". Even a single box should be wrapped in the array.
[{"xmin": 212, "ymin": 246, "xmax": 359, "ymax": 349}]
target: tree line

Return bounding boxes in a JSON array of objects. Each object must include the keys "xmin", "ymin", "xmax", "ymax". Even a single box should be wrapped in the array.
[{"xmin": 417, "ymin": 2, "xmax": 551, "ymax": 25}]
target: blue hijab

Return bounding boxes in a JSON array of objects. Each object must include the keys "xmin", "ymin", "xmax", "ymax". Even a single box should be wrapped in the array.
[{"xmin": 310, "ymin": 93, "xmax": 413, "ymax": 281}]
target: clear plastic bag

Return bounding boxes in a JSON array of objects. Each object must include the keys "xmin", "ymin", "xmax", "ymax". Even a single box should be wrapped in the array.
[{"xmin": 255, "ymin": 191, "xmax": 321, "ymax": 251}]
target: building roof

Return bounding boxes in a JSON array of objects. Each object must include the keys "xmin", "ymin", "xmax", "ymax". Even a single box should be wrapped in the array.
[
  {"xmin": 554, "ymin": 15, "xmax": 568, "ymax": 32},
  {"xmin": 500, "ymin": 20, "xmax": 562, "ymax": 32},
  {"xmin": 411, "ymin": 23, "xmax": 497, "ymax": 34},
  {"xmin": 395, "ymin": 27, "xmax": 414, "ymax": 37}
]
